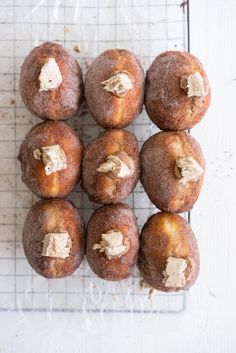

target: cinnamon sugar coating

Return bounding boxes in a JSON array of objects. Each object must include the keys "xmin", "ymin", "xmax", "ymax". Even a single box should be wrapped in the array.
[
  {"xmin": 140, "ymin": 131, "xmax": 205, "ymax": 213},
  {"xmin": 20, "ymin": 42, "xmax": 83, "ymax": 120},
  {"xmin": 86, "ymin": 203, "xmax": 139, "ymax": 281},
  {"xmin": 85, "ymin": 49, "xmax": 145, "ymax": 128},
  {"xmin": 23, "ymin": 199, "xmax": 85, "ymax": 278},
  {"xmin": 145, "ymin": 51, "xmax": 211, "ymax": 131},
  {"xmin": 138, "ymin": 212, "xmax": 200, "ymax": 292},
  {"xmin": 82, "ymin": 129, "xmax": 140, "ymax": 204},
  {"xmin": 18, "ymin": 121, "xmax": 83, "ymax": 198}
]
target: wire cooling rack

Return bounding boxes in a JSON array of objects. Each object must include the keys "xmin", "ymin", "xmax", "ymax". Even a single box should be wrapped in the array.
[{"xmin": 0, "ymin": 0, "xmax": 189, "ymax": 313}]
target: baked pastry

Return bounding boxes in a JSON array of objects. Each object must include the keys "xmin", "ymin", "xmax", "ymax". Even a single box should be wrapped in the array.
[
  {"xmin": 145, "ymin": 51, "xmax": 211, "ymax": 130},
  {"xmin": 20, "ymin": 41, "xmax": 83, "ymax": 120},
  {"xmin": 82, "ymin": 129, "xmax": 140, "ymax": 204},
  {"xmin": 85, "ymin": 49, "xmax": 145, "ymax": 128},
  {"xmin": 18, "ymin": 121, "xmax": 83, "ymax": 198},
  {"xmin": 86, "ymin": 203, "xmax": 139, "ymax": 281},
  {"xmin": 23, "ymin": 199, "xmax": 85, "ymax": 278},
  {"xmin": 140, "ymin": 131, "xmax": 205, "ymax": 213},
  {"xmin": 138, "ymin": 212, "xmax": 199, "ymax": 292}
]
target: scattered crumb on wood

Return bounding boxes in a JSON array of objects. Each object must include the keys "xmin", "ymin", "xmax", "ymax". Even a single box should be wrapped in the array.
[
  {"xmin": 74, "ymin": 45, "xmax": 80, "ymax": 53},
  {"xmin": 10, "ymin": 99, "xmax": 15, "ymax": 105}
]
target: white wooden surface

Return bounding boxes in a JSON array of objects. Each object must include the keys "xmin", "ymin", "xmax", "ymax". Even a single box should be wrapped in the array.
[{"xmin": 0, "ymin": 0, "xmax": 236, "ymax": 351}]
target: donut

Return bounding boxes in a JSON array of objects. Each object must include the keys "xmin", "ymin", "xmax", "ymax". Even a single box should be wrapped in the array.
[
  {"xmin": 82, "ymin": 129, "xmax": 140, "ymax": 204},
  {"xmin": 23, "ymin": 199, "xmax": 85, "ymax": 278},
  {"xmin": 140, "ymin": 131, "xmax": 205, "ymax": 213},
  {"xmin": 20, "ymin": 41, "xmax": 83, "ymax": 120},
  {"xmin": 86, "ymin": 203, "xmax": 139, "ymax": 281},
  {"xmin": 138, "ymin": 212, "xmax": 199, "ymax": 292},
  {"xmin": 145, "ymin": 51, "xmax": 211, "ymax": 130},
  {"xmin": 85, "ymin": 49, "xmax": 145, "ymax": 128},
  {"xmin": 18, "ymin": 121, "xmax": 83, "ymax": 198}
]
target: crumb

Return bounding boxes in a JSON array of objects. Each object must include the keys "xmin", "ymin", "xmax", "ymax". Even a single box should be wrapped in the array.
[
  {"xmin": 139, "ymin": 279, "xmax": 155, "ymax": 299},
  {"xmin": 74, "ymin": 45, "xmax": 80, "ymax": 53},
  {"xmin": 148, "ymin": 287, "xmax": 154, "ymax": 299},
  {"xmin": 10, "ymin": 99, "xmax": 15, "ymax": 105},
  {"xmin": 64, "ymin": 26, "xmax": 69, "ymax": 33},
  {"xmin": 139, "ymin": 279, "xmax": 150, "ymax": 289}
]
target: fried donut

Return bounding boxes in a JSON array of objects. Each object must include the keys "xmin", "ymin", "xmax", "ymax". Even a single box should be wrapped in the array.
[
  {"xmin": 23, "ymin": 199, "xmax": 85, "ymax": 278},
  {"xmin": 140, "ymin": 131, "xmax": 205, "ymax": 213},
  {"xmin": 85, "ymin": 49, "xmax": 145, "ymax": 128},
  {"xmin": 18, "ymin": 121, "xmax": 83, "ymax": 198},
  {"xmin": 86, "ymin": 203, "xmax": 139, "ymax": 281},
  {"xmin": 20, "ymin": 42, "xmax": 83, "ymax": 120},
  {"xmin": 82, "ymin": 129, "xmax": 140, "ymax": 204},
  {"xmin": 138, "ymin": 212, "xmax": 199, "ymax": 292},
  {"xmin": 145, "ymin": 51, "xmax": 211, "ymax": 130}
]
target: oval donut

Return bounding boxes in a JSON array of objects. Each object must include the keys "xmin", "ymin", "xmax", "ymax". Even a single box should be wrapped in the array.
[
  {"xmin": 145, "ymin": 51, "xmax": 211, "ymax": 131},
  {"xmin": 85, "ymin": 49, "xmax": 145, "ymax": 128},
  {"xmin": 23, "ymin": 199, "xmax": 85, "ymax": 279},
  {"xmin": 20, "ymin": 41, "xmax": 83, "ymax": 120}
]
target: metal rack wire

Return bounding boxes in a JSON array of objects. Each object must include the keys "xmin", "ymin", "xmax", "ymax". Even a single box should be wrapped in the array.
[{"xmin": 0, "ymin": 0, "xmax": 188, "ymax": 313}]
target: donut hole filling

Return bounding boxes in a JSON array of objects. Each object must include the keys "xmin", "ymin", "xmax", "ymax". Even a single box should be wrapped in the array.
[
  {"xmin": 97, "ymin": 151, "xmax": 135, "ymax": 178},
  {"xmin": 101, "ymin": 71, "xmax": 133, "ymax": 97},
  {"xmin": 180, "ymin": 71, "xmax": 206, "ymax": 98},
  {"xmin": 93, "ymin": 230, "xmax": 129, "ymax": 260},
  {"xmin": 33, "ymin": 144, "xmax": 68, "ymax": 176},
  {"xmin": 38, "ymin": 57, "xmax": 62, "ymax": 92},
  {"xmin": 174, "ymin": 156, "xmax": 203, "ymax": 186},
  {"xmin": 162, "ymin": 257, "xmax": 187, "ymax": 288},
  {"xmin": 42, "ymin": 232, "xmax": 72, "ymax": 259}
]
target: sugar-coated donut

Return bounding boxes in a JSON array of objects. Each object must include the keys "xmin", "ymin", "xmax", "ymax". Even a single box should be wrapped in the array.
[
  {"xmin": 85, "ymin": 49, "xmax": 145, "ymax": 128},
  {"xmin": 82, "ymin": 129, "xmax": 140, "ymax": 204},
  {"xmin": 138, "ymin": 212, "xmax": 199, "ymax": 292},
  {"xmin": 145, "ymin": 51, "xmax": 211, "ymax": 130},
  {"xmin": 140, "ymin": 131, "xmax": 205, "ymax": 213},
  {"xmin": 86, "ymin": 203, "xmax": 139, "ymax": 281},
  {"xmin": 20, "ymin": 42, "xmax": 83, "ymax": 120},
  {"xmin": 18, "ymin": 121, "xmax": 83, "ymax": 198},
  {"xmin": 23, "ymin": 199, "xmax": 85, "ymax": 278}
]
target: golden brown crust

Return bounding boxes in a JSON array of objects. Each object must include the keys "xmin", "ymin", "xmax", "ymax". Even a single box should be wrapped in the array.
[
  {"xmin": 86, "ymin": 203, "xmax": 139, "ymax": 281},
  {"xmin": 20, "ymin": 42, "xmax": 83, "ymax": 120},
  {"xmin": 18, "ymin": 121, "xmax": 83, "ymax": 198},
  {"xmin": 23, "ymin": 199, "xmax": 85, "ymax": 278},
  {"xmin": 145, "ymin": 51, "xmax": 211, "ymax": 131},
  {"xmin": 85, "ymin": 49, "xmax": 145, "ymax": 128},
  {"xmin": 138, "ymin": 212, "xmax": 200, "ymax": 292},
  {"xmin": 140, "ymin": 131, "xmax": 205, "ymax": 213},
  {"xmin": 82, "ymin": 129, "xmax": 140, "ymax": 204}
]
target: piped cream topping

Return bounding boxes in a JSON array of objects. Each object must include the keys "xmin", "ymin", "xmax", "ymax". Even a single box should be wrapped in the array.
[
  {"xmin": 41, "ymin": 232, "xmax": 72, "ymax": 259},
  {"xmin": 175, "ymin": 156, "xmax": 203, "ymax": 186},
  {"xmin": 39, "ymin": 57, "xmax": 62, "ymax": 92},
  {"xmin": 93, "ymin": 230, "xmax": 129, "ymax": 260},
  {"xmin": 33, "ymin": 144, "xmax": 68, "ymax": 176},
  {"xmin": 162, "ymin": 257, "xmax": 187, "ymax": 287},
  {"xmin": 97, "ymin": 152, "xmax": 134, "ymax": 178},
  {"xmin": 180, "ymin": 71, "xmax": 206, "ymax": 97},
  {"xmin": 101, "ymin": 72, "xmax": 133, "ymax": 97}
]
